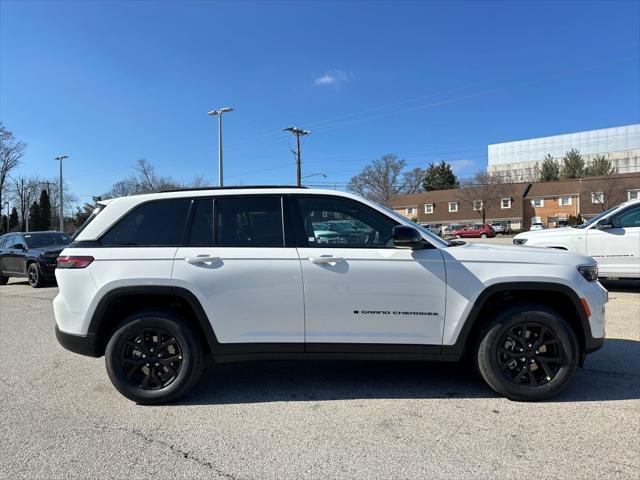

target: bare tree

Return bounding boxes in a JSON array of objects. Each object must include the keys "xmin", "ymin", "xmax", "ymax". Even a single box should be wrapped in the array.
[
  {"xmin": 10, "ymin": 175, "xmax": 40, "ymax": 230},
  {"xmin": 47, "ymin": 179, "xmax": 78, "ymax": 229},
  {"xmin": 456, "ymin": 171, "xmax": 506, "ymax": 223},
  {"xmin": 103, "ymin": 159, "xmax": 208, "ymax": 199},
  {"xmin": 347, "ymin": 154, "xmax": 425, "ymax": 205},
  {"xmin": 0, "ymin": 123, "xmax": 26, "ymax": 210}
]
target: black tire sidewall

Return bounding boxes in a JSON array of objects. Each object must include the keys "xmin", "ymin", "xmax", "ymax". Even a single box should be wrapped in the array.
[
  {"xmin": 476, "ymin": 306, "xmax": 579, "ymax": 401},
  {"xmin": 105, "ymin": 312, "xmax": 203, "ymax": 404}
]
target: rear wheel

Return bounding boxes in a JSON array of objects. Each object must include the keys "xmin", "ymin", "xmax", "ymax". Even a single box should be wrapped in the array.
[
  {"xmin": 27, "ymin": 263, "xmax": 44, "ymax": 288},
  {"xmin": 455, "ymin": 234, "xmax": 461, "ymax": 239},
  {"xmin": 105, "ymin": 311, "xmax": 204, "ymax": 404},
  {"xmin": 480, "ymin": 233, "xmax": 488, "ymax": 238},
  {"xmin": 475, "ymin": 304, "xmax": 579, "ymax": 401}
]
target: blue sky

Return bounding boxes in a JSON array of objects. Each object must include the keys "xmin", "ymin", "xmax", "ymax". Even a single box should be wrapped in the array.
[{"xmin": 1, "ymin": 0, "xmax": 639, "ymax": 203}]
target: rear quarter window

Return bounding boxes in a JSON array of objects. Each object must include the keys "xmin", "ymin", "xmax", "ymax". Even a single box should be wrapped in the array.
[{"xmin": 101, "ymin": 199, "xmax": 191, "ymax": 246}]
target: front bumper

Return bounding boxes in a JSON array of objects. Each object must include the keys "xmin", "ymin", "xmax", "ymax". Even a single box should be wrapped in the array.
[{"xmin": 55, "ymin": 326, "xmax": 101, "ymax": 357}]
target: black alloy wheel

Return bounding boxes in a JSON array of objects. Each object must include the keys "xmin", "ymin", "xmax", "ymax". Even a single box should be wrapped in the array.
[
  {"xmin": 27, "ymin": 263, "xmax": 44, "ymax": 288},
  {"xmin": 497, "ymin": 322, "xmax": 565, "ymax": 387},
  {"xmin": 105, "ymin": 311, "xmax": 204, "ymax": 404},
  {"xmin": 120, "ymin": 327, "xmax": 184, "ymax": 390},
  {"xmin": 475, "ymin": 304, "xmax": 579, "ymax": 401}
]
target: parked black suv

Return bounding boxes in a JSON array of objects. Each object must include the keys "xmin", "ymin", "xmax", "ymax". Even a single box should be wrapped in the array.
[{"xmin": 0, "ymin": 231, "xmax": 71, "ymax": 287}]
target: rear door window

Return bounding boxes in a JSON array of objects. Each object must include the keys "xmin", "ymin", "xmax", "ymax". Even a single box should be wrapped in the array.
[
  {"xmin": 187, "ymin": 198, "xmax": 214, "ymax": 246},
  {"xmin": 101, "ymin": 199, "xmax": 191, "ymax": 246},
  {"xmin": 214, "ymin": 196, "xmax": 284, "ymax": 247}
]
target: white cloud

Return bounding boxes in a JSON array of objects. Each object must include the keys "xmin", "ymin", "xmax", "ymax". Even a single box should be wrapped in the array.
[
  {"xmin": 313, "ymin": 69, "xmax": 349, "ymax": 86},
  {"xmin": 448, "ymin": 159, "xmax": 476, "ymax": 173}
]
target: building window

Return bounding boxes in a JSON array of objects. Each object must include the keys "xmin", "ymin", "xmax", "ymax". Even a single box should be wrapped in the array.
[
  {"xmin": 406, "ymin": 207, "xmax": 414, "ymax": 215},
  {"xmin": 628, "ymin": 189, "xmax": 640, "ymax": 201},
  {"xmin": 425, "ymin": 204, "xmax": 434, "ymax": 214},
  {"xmin": 473, "ymin": 200, "xmax": 483, "ymax": 211},
  {"xmin": 501, "ymin": 198, "xmax": 511, "ymax": 209},
  {"xmin": 531, "ymin": 198, "xmax": 544, "ymax": 208},
  {"xmin": 559, "ymin": 196, "xmax": 572, "ymax": 206},
  {"xmin": 448, "ymin": 202, "xmax": 458, "ymax": 213},
  {"xmin": 591, "ymin": 192, "xmax": 604, "ymax": 204}
]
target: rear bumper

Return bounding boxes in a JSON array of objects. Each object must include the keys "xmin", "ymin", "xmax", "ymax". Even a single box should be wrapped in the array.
[{"xmin": 55, "ymin": 326, "xmax": 101, "ymax": 357}]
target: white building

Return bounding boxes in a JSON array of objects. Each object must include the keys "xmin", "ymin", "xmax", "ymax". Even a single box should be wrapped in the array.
[{"xmin": 488, "ymin": 124, "xmax": 640, "ymax": 182}]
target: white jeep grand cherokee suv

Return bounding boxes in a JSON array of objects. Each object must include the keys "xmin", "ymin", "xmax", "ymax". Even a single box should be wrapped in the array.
[
  {"xmin": 54, "ymin": 187, "xmax": 607, "ymax": 404},
  {"xmin": 513, "ymin": 199, "xmax": 640, "ymax": 279}
]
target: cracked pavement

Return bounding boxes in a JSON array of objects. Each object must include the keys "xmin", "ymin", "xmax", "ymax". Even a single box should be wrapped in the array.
[{"xmin": 1, "ymin": 278, "xmax": 639, "ymax": 479}]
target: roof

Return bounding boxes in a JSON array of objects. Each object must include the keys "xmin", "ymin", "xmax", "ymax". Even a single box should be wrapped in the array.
[
  {"xmin": 527, "ymin": 172, "xmax": 640, "ymax": 197},
  {"xmin": 389, "ymin": 182, "xmax": 530, "ymax": 208}
]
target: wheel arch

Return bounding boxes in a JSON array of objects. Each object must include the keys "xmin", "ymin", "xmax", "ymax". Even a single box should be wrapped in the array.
[
  {"xmin": 443, "ymin": 282, "xmax": 592, "ymax": 360},
  {"xmin": 88, "ymin": 286, "xmax": 219, "ymax": 356}
]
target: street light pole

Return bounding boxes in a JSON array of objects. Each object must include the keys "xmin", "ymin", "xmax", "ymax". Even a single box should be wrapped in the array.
[
  {"xmin": 54, "ymin": 155, "xmax": 68, "ymax": 232},
  {"xmin": 207, "ymin": 107, "xmax": 234, "ymax": 187},
  {"xmin": 284, "ymin": 127, "xmax": 311, "ymax": 187}
]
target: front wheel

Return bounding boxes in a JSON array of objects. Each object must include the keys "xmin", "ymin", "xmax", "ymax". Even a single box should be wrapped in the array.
[
  {"xmin": 105, "ymin": 311, "xmax": 204, "ymax": 404},
  {"xmin": 27, "ymin": 263, "xmax": 44, "ymax": 288},
  {"xmin": 475, "ymin": 305, "xmax": 579, "ymax": 401},
  {"xmin": 480, "ymin": 233, "xmax": 488, "ymax": 239},
  {"xmin": 455, "ymin": 234, "xmax": 461, "ymax": 239}
]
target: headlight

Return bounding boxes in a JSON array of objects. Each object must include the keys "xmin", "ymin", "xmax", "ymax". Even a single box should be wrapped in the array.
[
  {"xmin": 513, "ymin": 238, "xmax": 527, "ymax": 245},
  {"xmin": 578, "ymin": 265, "xmax": 598, "ymax": 281}
]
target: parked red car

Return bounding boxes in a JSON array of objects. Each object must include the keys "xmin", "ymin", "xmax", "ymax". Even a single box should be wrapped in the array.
[{"xmin": 451, "ymin": 224, "xmax": 496, "ymax": 239}]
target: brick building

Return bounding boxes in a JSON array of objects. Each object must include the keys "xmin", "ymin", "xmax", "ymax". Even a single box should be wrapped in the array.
[{"xmin": 390, "ymin": 173, "xmax": 640, "ymax": 231}]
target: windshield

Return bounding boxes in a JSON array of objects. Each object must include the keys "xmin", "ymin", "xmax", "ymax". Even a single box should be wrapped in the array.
[
  {"xmin": 24, "ymin": 232, "xmax": 71, "ymax": 248},
  {"xmin": 381, "ymin": 206, "xmax": 450, "ymax": 247},
  {"xmin": 575, "ymin": 204, "xmax": 619, "ymax": 229}
]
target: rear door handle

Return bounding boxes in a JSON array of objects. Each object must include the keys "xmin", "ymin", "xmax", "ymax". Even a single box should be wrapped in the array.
[
  {"xmin": 184, "ymin": 255, "xmax": 221, "ymax": 264},
  {"xmin": 308, "ymin": 256, "xmax": 344, "ymax": 264}
]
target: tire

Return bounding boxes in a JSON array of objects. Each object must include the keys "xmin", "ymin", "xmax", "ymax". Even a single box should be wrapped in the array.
[
  {"xmin": 0, "ymin": 273, "xmax": 8, "ymax": 285},
  {"xmin": 105, "ymin": 310, "xmax": 204, "ymax": 404},
  {"xmin": 480, "ymin": 233, "xmax": 488, "ymax": 239},
  {"xmin": 475, "ymin": 304, "xmax": 579, "ymax": 401},
  {"xmin": 27, "ymin": 263, "xmax": 44, "ymax": 288},
  {"xmin": 455, "ymin": 234, "xmax": 461, "ymax": 239}
]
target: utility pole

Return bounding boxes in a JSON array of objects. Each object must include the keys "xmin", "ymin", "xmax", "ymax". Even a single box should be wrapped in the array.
[
  {"xmin": 55, "ymin": 155, "xmax": 68, "ymax": 232},
  {"xmin": 207, "ymin": 107, "xmax": 234, "ymax": 187},
  {"xmin": 283, "ymin": 127, "xmax": 311, "ymax": 187}
]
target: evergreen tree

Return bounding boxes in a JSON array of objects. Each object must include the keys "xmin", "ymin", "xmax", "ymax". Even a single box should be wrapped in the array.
[
  {"xmin": 561, "ymin": 148, "xmax": 585, "ymax": 179},
  {"xmin": 586, "ymin": 155, "xmax": 617, "ymax": 177},
  {"xmin": 0, "ymin": 214, "xmax": 6, "ymax": 234},
  {"xmin": 9, "ymin": 207, "xmax": 19, "ymax": 231},
  {"xmin": 422, "ymin": 160, "xmax": 459, "ymax": 191},
  {"xmin": 539, "ymin": 154, "xmax": 561, "ymax": 181},
  {"xmin": 29, "ymin": 201, "xmax": 41, "ymax": 231},
  {"xmin": 37, "ymin": 189, "xmax": 52, "ymax": 230}
]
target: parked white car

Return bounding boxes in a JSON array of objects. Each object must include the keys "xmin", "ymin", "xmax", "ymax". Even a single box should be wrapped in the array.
[
  {"xmin": 514, "ymin": 199, "xmax": 640, "ymax": 278},
  {"xmin": 530, "ymin": 223, "xmax": 545, "ymax": 231},
  {"xmin": 53, "ymin": 187, "xmax": 607, "ymax": 404}
]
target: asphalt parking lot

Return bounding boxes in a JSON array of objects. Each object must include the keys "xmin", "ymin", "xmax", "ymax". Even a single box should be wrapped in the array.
[{"xmin": 1, "ymin": 278, "xmax": 639, "ymax": 480}]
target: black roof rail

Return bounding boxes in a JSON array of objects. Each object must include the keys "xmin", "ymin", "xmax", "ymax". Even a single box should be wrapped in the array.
[{"xmin": 155, "ymin": 185, "xmax": 308, "ymax": 193}]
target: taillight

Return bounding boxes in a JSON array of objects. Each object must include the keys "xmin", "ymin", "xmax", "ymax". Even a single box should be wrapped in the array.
[{"xmin": 56, "ymin": 256, "xmax": 94, "ymax": 269}]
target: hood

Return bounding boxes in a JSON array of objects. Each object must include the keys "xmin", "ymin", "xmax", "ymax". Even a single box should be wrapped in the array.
[
  {"xmin": 32, "ymin": 245, "xmax": 68, "ymax": 256},
  {"xmin": 515, "ymin": 227, "xmax": 576, "ymax": 239},
  {"xmin": 443, "ymin": 241, "xmax": 594, "ymax": 267}
]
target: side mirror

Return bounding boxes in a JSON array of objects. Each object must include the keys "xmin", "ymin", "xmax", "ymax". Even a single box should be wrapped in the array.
[
  {"xmin": 596, "ymin": 219, "xmax": 613, "ymax": 230},
  {"xmin": 393, "ymin": 226, "xmax": 423, "ymax": 249},
  {"xmin": 12, "ymin": 243, "xmax": 25, "ymax": 250}
]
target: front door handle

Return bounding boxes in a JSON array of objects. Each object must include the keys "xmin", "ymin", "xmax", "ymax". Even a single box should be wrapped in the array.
[
  {"xmin": 184, "ymin": 255, "xmax": 221, "ymax": 264},
  {"xmin": 308, "ymin": 256, "xmax": 344, "ymax": 264}
]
